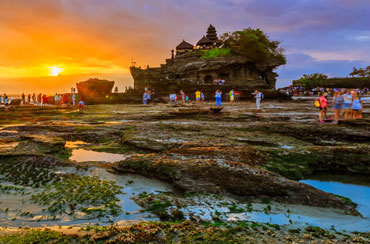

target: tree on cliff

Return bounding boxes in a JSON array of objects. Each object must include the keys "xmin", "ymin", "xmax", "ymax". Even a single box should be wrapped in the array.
[
  {"xmin": 220, "ymin": 28, "xmax": 286, "ymax": 66},
  {"xmin": 295, "ymin": 73, "xmax": 328, "ymax": 89}
]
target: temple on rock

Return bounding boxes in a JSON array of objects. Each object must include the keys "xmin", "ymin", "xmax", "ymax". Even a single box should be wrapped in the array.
[{"xmin": 130, "ymin": 25, "xmax": 282, "ymax": 96}]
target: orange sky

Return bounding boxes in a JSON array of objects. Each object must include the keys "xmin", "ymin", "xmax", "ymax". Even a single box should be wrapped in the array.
[
  {"xmin": 2, "ymin": 0, "xmax": 369, "ymax": 93},
  {"xmin": 0, "ymin": 0, "xmax": 189, "ymax": 93}
]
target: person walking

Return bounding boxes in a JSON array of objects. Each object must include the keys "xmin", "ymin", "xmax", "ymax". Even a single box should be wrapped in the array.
[
  {"xmin": 72, "ymin": 92, "xmax": 76, "ymax": 106},
  {"xmin": 255, "ymin": 90, "xmax": 262, "ymax": 110},
  {"xmin": 318, "ymin": 92, "xmax": 329, "ymax": 123},
  {"xmin": 195, "ymin": 90, "xmax": 201, "ymax": 104},
  {"xmin": 342, "ymin": 89, "xmax": 352, "ymax": 120},
  {"xmin": 201, "ymin": 91, "xmax": 205, "ymax": 104},
  {"xmin": 32, "ymin": 93, "xmax": 36, "ymax": 104},
  {"xmin": 21, "ymin": 93, "xmax": 26, "ymax": 105},
  {"xmin": 333, "ymin": 90, "xmax": 344, "ymax": 124},
  {"xmin": 180, "ymin": 90, "xmax": 185, "ymax": 104},
  {"xmin": 215, "ymin": 89, "xmax": 222, "ymax": 107},
  {"xmin": 229, "ymin": 89, "xmax": 235, "ymax": 105},
  {"xmin": 142, "ymin": 91, "xmax": 148, "ymax": 105},
  {"xmin": 147, "ymin": 91, "xmax": 151, "ymax": 104},
  {"xmin": 352, "ymin": 91, "xmax": 363, "ymax": 120}
]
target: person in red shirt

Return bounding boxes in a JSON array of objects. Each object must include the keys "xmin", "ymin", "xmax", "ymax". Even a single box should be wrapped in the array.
[{"xmin": 318, "ymin": 92, "xmax": 329, "ymax": 123}]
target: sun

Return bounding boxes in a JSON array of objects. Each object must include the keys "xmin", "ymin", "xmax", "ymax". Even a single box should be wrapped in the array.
[{"xmin": 49, "ymin": 66, "xmax": 64, "ymax": 76}]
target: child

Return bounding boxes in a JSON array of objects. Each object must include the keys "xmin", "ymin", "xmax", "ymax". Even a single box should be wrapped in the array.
[{"xmin": 78, "ymin": 100, "xmax": 85, "ymax": 112}]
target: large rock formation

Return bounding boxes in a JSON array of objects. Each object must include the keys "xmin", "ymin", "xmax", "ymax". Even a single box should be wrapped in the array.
[
  {"xmin": 76, "ymin": 78, "xmax": 114, "ymax": 103},
  {"xmin": 131, "ymin": 51, "xmax": 280, "ymax": 93}
]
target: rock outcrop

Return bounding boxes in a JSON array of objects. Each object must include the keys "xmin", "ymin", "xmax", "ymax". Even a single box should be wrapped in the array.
[{"xmin": 131, "ymin": 51, "xmax": 281, "ymax": 94}]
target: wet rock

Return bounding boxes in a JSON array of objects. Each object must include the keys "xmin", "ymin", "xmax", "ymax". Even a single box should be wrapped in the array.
[
  {"xmin": 20, "ymin": 134, "xmax": 65, "ymax": 153},
  {"xmin": 114, "ymin": 148, "xmax": 360, "ymax": 216}
]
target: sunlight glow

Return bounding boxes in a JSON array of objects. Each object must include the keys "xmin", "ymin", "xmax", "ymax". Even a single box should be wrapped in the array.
[{"xmin": 49, "ymin": 66, "xmax": 64, "ymax": 76}]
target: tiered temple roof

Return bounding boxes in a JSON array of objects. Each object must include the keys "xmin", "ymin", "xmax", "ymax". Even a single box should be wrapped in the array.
[
  {"xmin": 206, "ymin": 24, "xmax": 218, "ymax": 42},
  {"xmin": 196, "ymin": 35, "xmax": 213, "ymax": 46}
]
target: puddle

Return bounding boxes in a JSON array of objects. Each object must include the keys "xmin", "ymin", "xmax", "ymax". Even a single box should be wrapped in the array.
[
  {"xmin": 89, "ymin": 168, "xmax": 175, "ymax": 221},
  {"xmin": 301, "ymin": 173, "xmax": 370, "ymax": 219},
  {"xmin": 177, "ymin": 193, "xmax": 370, "ymax": 232},
  {"xmin": 280, "ymin": 145, "xmax": 293, "ymax": 149},
  {"xmin": 69, "ymin": 149, "xmax": 127, "ymax": 163}
]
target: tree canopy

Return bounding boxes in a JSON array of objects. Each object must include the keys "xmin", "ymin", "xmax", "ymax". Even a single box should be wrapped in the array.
[
  {"xmin": 220, "ymin": 28, "xmax": 286, "ymax": 66},
  {"xmin": 349, "ymin": 66, "xmax": 370, "ymax": 78},
  {"xmin": 295, "ymin": 73, "xmax": 328, "ymax": 89}
]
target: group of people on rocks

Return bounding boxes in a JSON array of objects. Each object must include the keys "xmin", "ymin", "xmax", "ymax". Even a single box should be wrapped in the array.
[
  {"xmin": 317, "ymin": 89, "xmax": 364, "ymax": 124},
  {"xmin": 283, "ymin": 86, "xmax": 369, "ymax": 97},
  {"xmin": 1, "ymin": 92, "xmax": 85, "ymax": 112},
  {"xmin": 164, "ymin": 89, "xmax": 263, "ymax": 109},
  {"xmin": 18, "ymin": 92, "xmax": 79, "ymax": 107}
]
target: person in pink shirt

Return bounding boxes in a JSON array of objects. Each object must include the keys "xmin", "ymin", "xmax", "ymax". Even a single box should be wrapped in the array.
[{"xmin": 318, "ymin": 92, "xmax": 329, "ymax": 123}]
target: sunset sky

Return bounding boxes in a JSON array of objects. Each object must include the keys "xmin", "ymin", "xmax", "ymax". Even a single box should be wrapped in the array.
[{"xmin": 1, "ymin": 0, "xmax": 370, "ymax": 93}]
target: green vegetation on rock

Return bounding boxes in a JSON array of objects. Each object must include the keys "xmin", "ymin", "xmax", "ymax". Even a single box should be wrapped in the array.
[{"xmin": 201, "ymin": 48, "xmax": 231, "ymax": 59}]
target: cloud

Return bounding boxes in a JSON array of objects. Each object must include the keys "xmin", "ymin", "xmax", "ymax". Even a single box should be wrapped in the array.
[{"xmin": 0, "ymin": 0, "xmax": 369, "ymax": 92}]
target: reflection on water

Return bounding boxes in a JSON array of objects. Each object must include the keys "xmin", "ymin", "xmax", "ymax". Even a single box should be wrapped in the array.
[
  {"xmin": 301, "ymin": 173, "xmax": 370, "ymax": 219},
  {"xmin": 70, "ymin": 149, "xmax": 127, "ymax": 163},
  {"xmin": 65, "ymin": 141, "xmax": 89, "ymax": 149}
]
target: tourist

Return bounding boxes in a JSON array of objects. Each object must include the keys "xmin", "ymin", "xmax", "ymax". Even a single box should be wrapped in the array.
[
  {"xmin": 63, "ymin": 94, "xmax": 69, "ymax": 106},
  {"xmin": 318, "ymin": 92, "xmax": 329, "ymax": 123},
  {"xmin": 72, "ymin": 92, "xmax": 76, "ymax": 106},
  {"xmin": 255, "ymin": 90, "xmax": 262, "ymax": 110},
  {"xmin": 32, "ymin": 93, "xmax": 36, "ymax": 104},
  {"xmin": 352, "ymin": 91, "xmax": 363, "ymax": 120},
  {"xmin": 169, "ymin": 93, "xmax": 177, "ymax": 105},
  {"xmin": 54, "ymin": 93, "xmax": 60, "ymax": 107},
  {"xmin": 4, "ymin": 94, "xmax": 8, "ymax": 106},
  {"xmin": 201, "ymin": 91, "xmax": 205, "ymax": 103},
  {"xmin": 333, "ymin": 90, "xmax": 344, "ymax": 124},
  {"xmin": 42, "ymin": 94, "xmax": 47, "ymax": 106},
  {"xmin": 37, "ymin": 93, "xmax": 41, "ymax": 105},
  {"xmin": 146, "ymin": 91, "xmax": 152, "ymax": 104},
  {"xmin": 142, "ymin": 91, "xmax": 148, "ymax": 104},
  {"xmin": 0, "ymin": 94, "xmax": 2, "ymax": 103},
  {"xmin": 21, "ymin": 93, "xmax": 26, "ymax": 105},
  {"xmin": 180, "ymin": 90, "xmax": 185, "ymax": 104},
  {"xmin": 215, "ymin": 89, "xmax": 222, "ymax": 107},
  {"xmin": 195, "ymin": 90, "xmax": 201, "ymax": 104},
  {"xmin": 342, "ymin": 89, "xmax": 352, "ymax": 120},
  {"xmin": 27, "ymin": 94, "xmax": 31, "ymax": 104},
  {"xmin": 114, "ymin": 86, "xmax": 118, "ymax": 93},
  {"xmin": 229, "ymin": 89, "xmax": 235, "ymax": 105},
  {"xmin": 78, "ymin": 100, "xmax": 85, "ymax": 112}
]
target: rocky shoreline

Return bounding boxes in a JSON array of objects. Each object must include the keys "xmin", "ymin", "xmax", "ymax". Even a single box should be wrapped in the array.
[{"xmin": 0, "ymin": 100, "xmax": 369, "ymax": 242}]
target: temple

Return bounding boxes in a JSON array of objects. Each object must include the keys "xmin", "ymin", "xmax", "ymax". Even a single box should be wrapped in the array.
[{"xmin": 130, "ymin": 25, "xmax": 283, "ymax": 96}]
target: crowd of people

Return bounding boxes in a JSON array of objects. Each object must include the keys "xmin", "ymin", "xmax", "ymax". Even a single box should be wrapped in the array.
[
  {"xmin": 282, "ymin": 86, "xmax": 369, "ymax": 97},
  {"xmin": 163, "ymin": 89, "xmax": 264, "ymax": 110},
  {"xmin": 1, "ymin": 92, "xmax": 85, "ymax": 112},
  {"xmin": 317, "ymin": 89, "xmax": 364, "ymax": 124}
]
